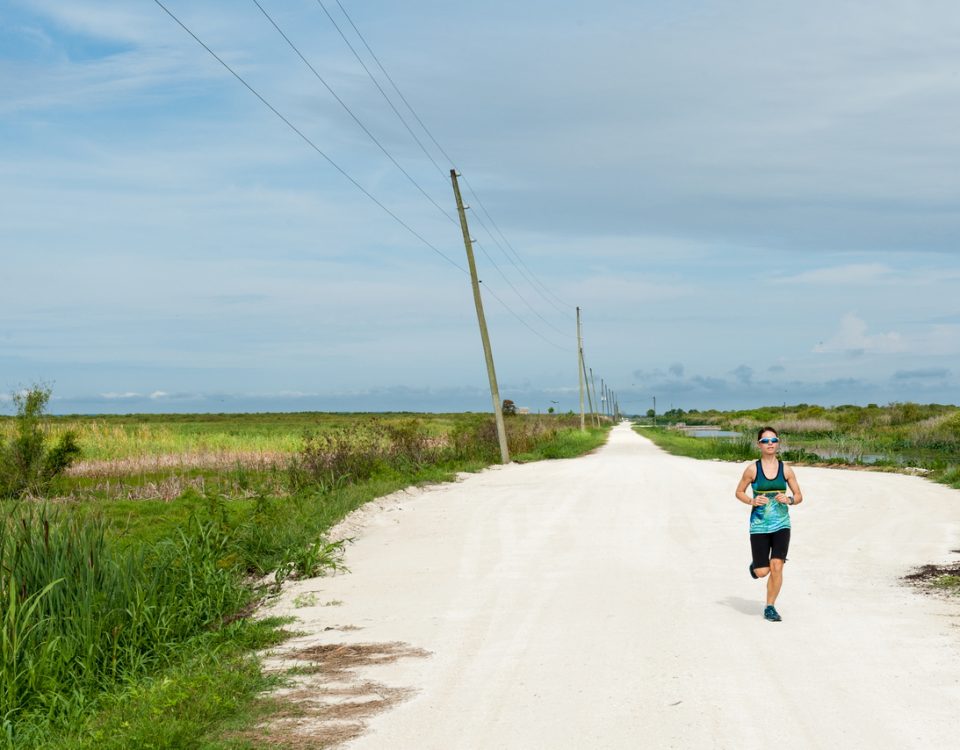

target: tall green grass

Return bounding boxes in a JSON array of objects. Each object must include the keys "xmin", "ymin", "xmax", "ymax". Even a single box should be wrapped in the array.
[
  {"xmin": 0, "ymin": 505, "xmax": 250, "ymax": 744},
  {"xmin": 3, "ymin": 414, "xmax": 608, "ymax": 747},
  {"xmin": 633, "ymin": 426, "xmax": 756, "ymax": 462}
]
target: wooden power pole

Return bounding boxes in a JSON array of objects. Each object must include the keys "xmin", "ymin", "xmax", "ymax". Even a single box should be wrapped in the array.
[
  {"xmin": 588, "ymin": 367, "xmax": 600, "ymax": 427},
  {"xmin": 581, "ymin": 356, "xmax": 596, "ymax": 427},
  {"xmin": 577, "ymin": 307, "xmax": 585, "ymax": 431},
  {"xmin": 450, "ymin": 169, "xmax": 509, "ymax": 463}
]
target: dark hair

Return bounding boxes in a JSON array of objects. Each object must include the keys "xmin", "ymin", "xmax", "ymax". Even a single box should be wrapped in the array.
[{"xmin": 757, "ymin": 426, "xmax": 779, "ymax": 441}]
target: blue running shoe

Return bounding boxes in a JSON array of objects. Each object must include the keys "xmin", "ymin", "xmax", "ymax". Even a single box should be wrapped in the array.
[{"xmin": 764, "ymin": 605, "xmax": 782, "ymax": 622}]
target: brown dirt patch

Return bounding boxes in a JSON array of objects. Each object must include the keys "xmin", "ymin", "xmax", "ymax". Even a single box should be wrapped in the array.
[
  {"xmin": 239, "ymin": 641, "xmax": 430, "ymax": 749},
  {"xmin": 289, "ymin": 642, "xmax": 429, "ymax": 675},
  {"xmin": 903, "ymin": 562, "xmax": 960, "ymax": 584},
  {"xmin": 903, "ymin": 559, "xmax": 960, "ymax": 600}
]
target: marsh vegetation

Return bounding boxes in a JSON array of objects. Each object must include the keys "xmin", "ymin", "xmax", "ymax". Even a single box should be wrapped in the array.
[
  {"xmin": 0, "ymin": 398, "xmax": 609, "ymax": 748},
  {"xmin": 635, "ymin": 402, "xmax": 960, "ymax": 489}
]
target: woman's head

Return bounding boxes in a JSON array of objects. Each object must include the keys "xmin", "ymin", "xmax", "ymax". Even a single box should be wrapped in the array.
[
  {"xmin": 757, "ymin": 426, "xmax": 778, "ymax": 441},
  {"xmin": 757, "ymin": 426, "xmax": 779, "ymax": 451}
]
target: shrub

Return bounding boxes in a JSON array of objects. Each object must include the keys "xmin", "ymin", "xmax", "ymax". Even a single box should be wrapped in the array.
[
  {"xmin": 909, "ymin": 411, "xmax": 960, "ymax": 450},
  {"xmin": 0, "ymin": 387, "xmax": 81, "ymax": 499},
  {"xmin": 287, "ymin": 420, "xmax": 444, "ymax": 492}
]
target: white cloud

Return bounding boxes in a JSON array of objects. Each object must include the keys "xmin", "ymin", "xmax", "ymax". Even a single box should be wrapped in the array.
[
  {"xmin": 20, "ymin": 1, "xmax": 160, "ymax": 44},
  {"xmin": 813, "ymin": 314, "xmax": 904, "ymax": 355},
  {"xmin": 149, "ymin": 391, "xmax": 169, "ymax": 399},
  {"xmin": 777, "ymin": 263, "xmax": 893, "ymax": 285},
  {"xmin": 100, "ymin": 391, "xmax": 142, "ymax": 399}
]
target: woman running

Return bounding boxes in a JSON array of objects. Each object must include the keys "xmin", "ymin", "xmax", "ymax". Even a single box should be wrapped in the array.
[{"xmin": 734, "ymin": 426, "xmax": 803, "ymax": 622}]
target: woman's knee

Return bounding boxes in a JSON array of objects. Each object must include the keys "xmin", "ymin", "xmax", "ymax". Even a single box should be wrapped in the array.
[
  {"xmin": 770, "ymin": 558, "xmax": 784, "ymax": 574},
  {"xmin": 753, "ymin": 566, "xmax": 770, "ymax": 578}
]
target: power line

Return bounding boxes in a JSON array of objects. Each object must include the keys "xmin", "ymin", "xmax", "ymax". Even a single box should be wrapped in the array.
[
  {"xmin": 473, "ymin": 238, "xmax": 570, "ymax": 338},
  {"xmin": 460, "ymin": 174, "xmax": 575, "ymax": 316},
  {"xmin": 331, "ymin": 0, "xmax": 575, "ymax": 318},
  {"xmin": 481, "ymin": 282, "xmax": 569, "ymax": 352},
  {"xmin": 459, "ymin": 182, "xmax": 574, "ymax": 320},
  {"xmin": 250, "ymin": 0, "xmax": 458, "ymax": 228},
  {"xmin": 315, "ymin": 0, "xmax": 448, "ymax": 178},
  {"xmin": 335, "ymin": 0, "xmax": 457, "ymax": 170},
  {"xmin": 156, "ymin": 1, "xmax": 569, "ymax": 351},
  {"xmin": 252, "ymin": 1, "xmax": 569, "ymax": 343},
  {"xmin": 152, "ymin": 0, "xmax": 466, "ymax": 275}
]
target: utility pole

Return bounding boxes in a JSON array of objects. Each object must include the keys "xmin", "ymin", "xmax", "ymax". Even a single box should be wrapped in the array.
[
  {"xmin": 589, "ymin": 368, "xmax": 600, "ymax": 427},
  {"xmin": 450, "ymin": 169, "xmax": 509, "ymax": 463},
  {"xmin": 576, "ymin": 307, "xmax": 585, "ymax": 431},
  {"xmin": 601, "ymin": 379, "xmax": 607, "ymax": 422},
  {"xmin": 582, "ymin": 357, "xmax": 596, "ymax": 427},
  {"xmin": 652, "ymin": 396, "xmax": 657, "ymax": 427}
]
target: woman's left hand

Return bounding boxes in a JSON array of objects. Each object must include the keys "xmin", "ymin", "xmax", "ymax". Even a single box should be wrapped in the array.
[{"xmin": 774, "ymin": 493, "xmax": 791, "ymax": 504}]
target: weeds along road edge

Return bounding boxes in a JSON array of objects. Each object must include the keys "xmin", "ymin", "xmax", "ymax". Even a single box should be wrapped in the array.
[{"xmin": 0, "ymin": 413, "xmax": 611, "ymax": 748}]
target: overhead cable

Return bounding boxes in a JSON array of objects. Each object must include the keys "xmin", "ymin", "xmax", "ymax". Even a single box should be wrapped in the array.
[
  {"xmin": 156, "ymin": 1, "xmax": 569, "ymax": 351},
  {"xmin": 332, "ymin": 0, "xmax": 575, "ymax": 318},
  {"xmin": 315, "ymin": 0, "xmax": 447, "ymax": 178},
  {"xmin": 250, "ymin": 1, "xmax": 568, "ymax": 343},
  {"xmin": 250, "ymin": 0, "xmax": 458, "ymax": 228},
  {"xmin": 153, "ymin": 0, "xmax": 466, "ymax": 274}
]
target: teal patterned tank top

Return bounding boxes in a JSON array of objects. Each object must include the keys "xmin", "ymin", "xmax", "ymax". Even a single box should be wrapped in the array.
[{"xmin": 750, "ymin": 459, "xmax": 791, "ymax": 534}]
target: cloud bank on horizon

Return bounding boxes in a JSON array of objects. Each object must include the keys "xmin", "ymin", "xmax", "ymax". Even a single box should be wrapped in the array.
[{"xmin": 2, "ymin": 0, "xmax": 959, "ymax": 414}]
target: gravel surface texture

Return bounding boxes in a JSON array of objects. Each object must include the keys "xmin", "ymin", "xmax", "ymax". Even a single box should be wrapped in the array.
[{"xmin": 264, "ymin": 423, "xmax": 960, "ymax": 749}]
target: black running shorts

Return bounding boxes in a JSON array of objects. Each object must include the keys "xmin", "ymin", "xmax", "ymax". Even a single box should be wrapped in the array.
[{"xmin": 750, "ymin": 528, "xmax": 791, "ymax": 569}]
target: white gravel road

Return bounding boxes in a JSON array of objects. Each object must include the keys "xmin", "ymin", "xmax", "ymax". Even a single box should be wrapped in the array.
[{"xmin": 266, "ymin": 423, "xmax": 960, "ymax": 749}]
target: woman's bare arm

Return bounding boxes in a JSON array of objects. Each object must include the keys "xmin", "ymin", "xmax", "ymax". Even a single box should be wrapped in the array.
[{"xmin": 735, "ymin": 464, "xmax": 762, "ymax": 506}]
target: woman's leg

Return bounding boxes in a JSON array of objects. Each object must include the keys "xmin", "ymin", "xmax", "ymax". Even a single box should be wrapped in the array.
[
  {"xmin": 766, "ymin": 558, "xmax": 784, "ymax": 604},
  {"xmin": 766, "ymin": 529, "xmax": 791, "ymax": 605}
]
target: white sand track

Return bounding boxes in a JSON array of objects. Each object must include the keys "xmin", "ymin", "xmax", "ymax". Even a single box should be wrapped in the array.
[{"xmin": 265, "ymin": 423, "xmax": 960, "ymax": 749}]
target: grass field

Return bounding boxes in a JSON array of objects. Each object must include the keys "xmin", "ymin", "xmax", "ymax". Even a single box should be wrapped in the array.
[
  {"xmin": 1, "ymin": 409, "xmax": 610, "ymax": 749},
  {"xmin": 0, "ymin": 411, "xmax": 462, "ymax": 461}
]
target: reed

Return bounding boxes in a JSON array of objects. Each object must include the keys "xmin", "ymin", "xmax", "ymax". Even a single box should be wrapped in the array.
[{"xmin": 0, "ymin": 505, "xmax": 250, "ymax": 739}]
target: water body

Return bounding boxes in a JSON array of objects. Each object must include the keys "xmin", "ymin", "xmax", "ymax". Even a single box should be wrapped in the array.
[
  {"xmin": 686, "ymin": 435, "xmax": 911, "ymax": 466},
  {"xmin": 808, "ymin": 449, "xmax": 940, "ymax": 467},
  {"xmin": 681, "ymin": 429, "xmax": 939, "ymax": 467},
  {"xmin": 811, "ymin": 450, "xmax": 889, "ymax": 465}
]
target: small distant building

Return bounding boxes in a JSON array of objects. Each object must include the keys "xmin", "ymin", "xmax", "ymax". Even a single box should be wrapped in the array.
[{"xmin": 518, "ymin": 407, "xmax": 530, "ymax": 415}]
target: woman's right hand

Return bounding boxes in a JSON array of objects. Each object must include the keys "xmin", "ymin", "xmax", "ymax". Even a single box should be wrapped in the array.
[{"xmin": 753, "ymin": 495, "xmax": 769, "ymax": 506}]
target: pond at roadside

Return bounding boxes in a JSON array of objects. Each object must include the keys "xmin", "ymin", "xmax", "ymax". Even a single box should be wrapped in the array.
[{"xmin": 676, "ymin": 428, "xmax": 940, "ymax": 467}]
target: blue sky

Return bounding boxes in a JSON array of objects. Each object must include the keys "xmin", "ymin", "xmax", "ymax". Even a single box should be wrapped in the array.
[{"xmin": 2, "ymin": 0, "xmax": 959, "ymax": 414}]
